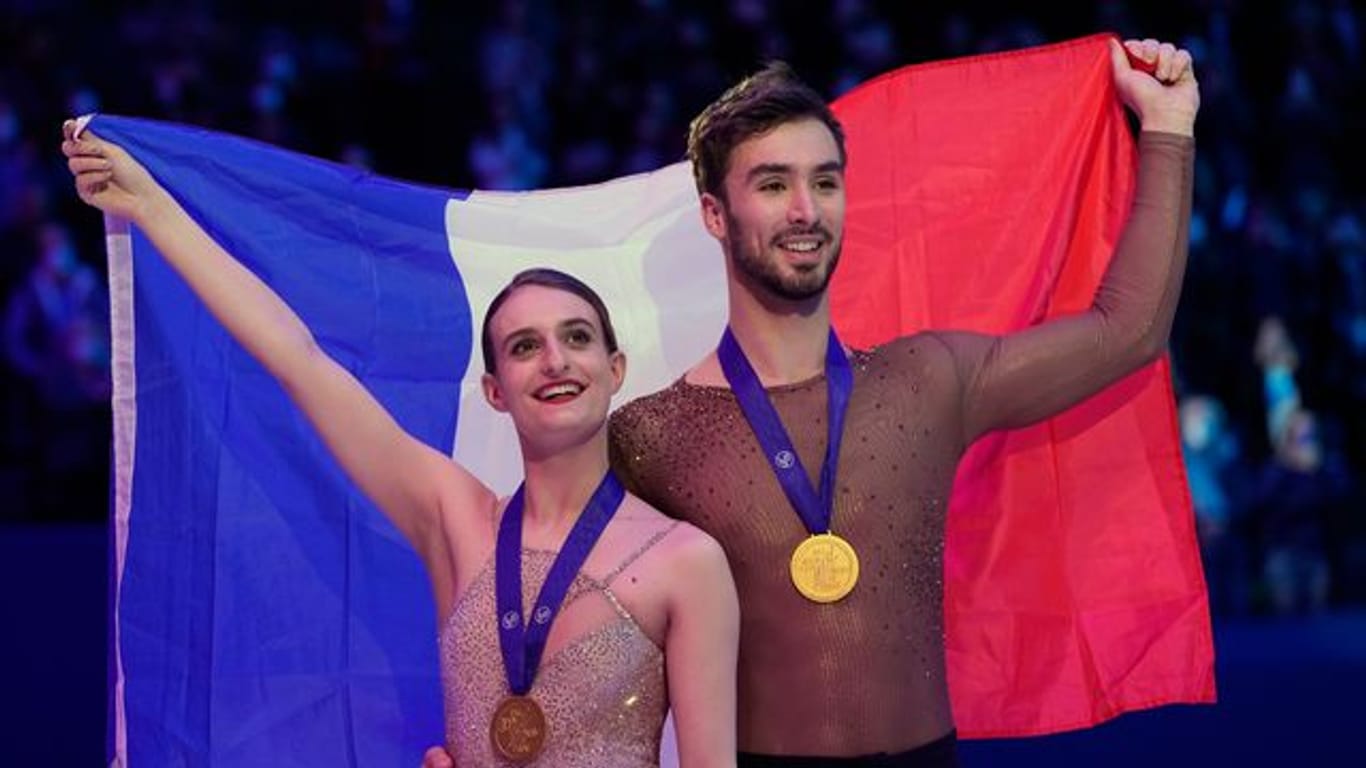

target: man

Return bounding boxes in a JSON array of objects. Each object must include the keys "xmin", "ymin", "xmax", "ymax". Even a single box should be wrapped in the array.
[{"xmin": 428, "ymin": 35, "xmax": 1197, "ymax": 766}]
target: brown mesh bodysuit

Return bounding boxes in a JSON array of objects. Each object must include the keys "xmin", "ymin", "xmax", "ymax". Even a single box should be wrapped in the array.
[{"xmin": 609, "ymin": 133, "xmax": 1194, "ymax": 757}]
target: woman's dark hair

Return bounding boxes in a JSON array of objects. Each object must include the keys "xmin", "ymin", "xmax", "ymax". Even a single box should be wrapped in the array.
[{"xmin": 480, "ymin": 268, "xmax": 620, "ymax": 374}]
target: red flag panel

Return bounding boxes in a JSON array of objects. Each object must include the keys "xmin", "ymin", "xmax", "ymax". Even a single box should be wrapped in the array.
[{"xmin": 831, "ymin": 33, "xmax": 1215, "ymax": 737}]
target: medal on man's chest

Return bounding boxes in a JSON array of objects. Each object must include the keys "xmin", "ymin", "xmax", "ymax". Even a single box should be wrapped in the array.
[
  {"xmin": 719, "ymin": 327, "xmax": 859, "ymax": 603},
  {"xmin": 790, "ymin": 532, "xmax": 860, "ymax": 603}
]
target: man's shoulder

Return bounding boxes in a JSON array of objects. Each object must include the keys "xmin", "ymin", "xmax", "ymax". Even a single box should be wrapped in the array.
[
  {"xmin": 614, "ymin": 380, "xmax": 679, "ymax": 413},
  {"xmin": 609, "ymin": 379, "xmax": 691, "ymax": 436},
  {"xmin": 610, "ymin": 375, "xmax": 738, "ymax": 445},
  {"xmin": 609, "ymin": 379, "xmax": 717, "ymax": 493},
  {"xmin": 854, "ymin": 330, "xmax": 953, "ymax": 370}
]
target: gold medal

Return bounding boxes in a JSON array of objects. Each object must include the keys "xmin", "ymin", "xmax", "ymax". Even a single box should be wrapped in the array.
[
  {"xmin": 490, "ymin": 695, "xmax": 547, "ymax": 763},
  {"xmin": 790, "ymin": 533, "xmax": 860, "ymax": 603}
]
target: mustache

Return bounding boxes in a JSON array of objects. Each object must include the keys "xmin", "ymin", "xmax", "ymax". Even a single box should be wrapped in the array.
[{"xmin": 770, "ymin": 225, "xmax": 834, "ymax": 246}]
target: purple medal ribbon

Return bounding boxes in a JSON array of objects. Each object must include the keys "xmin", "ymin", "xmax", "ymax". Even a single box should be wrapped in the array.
[
  {"xmin": 495, "ymin": 471, "xmax": 625, "ymax": 695},
  {"xmin": 717, "ymin": 327, "xmax": 853, "ymax": 535}
]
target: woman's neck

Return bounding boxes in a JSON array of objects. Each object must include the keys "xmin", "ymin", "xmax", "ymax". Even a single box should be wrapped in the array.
[{"xmin": 518, "ymin": 429, "xmax": 613, "ymax": 538}]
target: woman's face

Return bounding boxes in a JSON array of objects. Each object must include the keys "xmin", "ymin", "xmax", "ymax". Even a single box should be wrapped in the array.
[{"xmin": 481, "ymin": 284, "xmax": 624, "ymax": 457}]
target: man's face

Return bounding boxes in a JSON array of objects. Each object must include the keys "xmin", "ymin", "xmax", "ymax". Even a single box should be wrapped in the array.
[{"xmin": 703, "ymin": 118, "xmax": 846, "ymax": 303}]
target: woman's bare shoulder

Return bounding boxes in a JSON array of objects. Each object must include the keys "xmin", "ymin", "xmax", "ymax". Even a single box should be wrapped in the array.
[{"xmin": 616, "ymin": 494, "xmax": 729, "ymax": 577}]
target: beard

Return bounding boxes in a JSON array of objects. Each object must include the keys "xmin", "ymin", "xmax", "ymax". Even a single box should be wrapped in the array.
[{"xmin": 725, "ymin": 209, "xmax": 842, "ymax": 302}]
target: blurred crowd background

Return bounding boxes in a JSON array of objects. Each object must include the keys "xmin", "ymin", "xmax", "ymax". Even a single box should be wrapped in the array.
[{"xmin": 2, "ymin": 0, "xmax": 1363, "ymax": 619}]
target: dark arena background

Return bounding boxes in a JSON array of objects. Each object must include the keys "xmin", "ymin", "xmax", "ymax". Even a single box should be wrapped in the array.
[{"xmin": 1, "ymin": 1, "xmax": 1363, "ymax": 765}]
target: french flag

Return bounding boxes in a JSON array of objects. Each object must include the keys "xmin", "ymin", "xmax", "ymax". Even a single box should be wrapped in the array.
[{"xmin": 99, "ymin": 34, "xmax": 1212, "ymax": 767}]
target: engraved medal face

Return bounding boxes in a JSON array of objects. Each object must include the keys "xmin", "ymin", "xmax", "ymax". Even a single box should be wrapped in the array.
[
  {"xmin": 490, "ymin": 695, "xmax": 547, "ymax": 763},
  {"xmin": 789, "ymin": 533, "xmax": 860, "ymax": 603}
]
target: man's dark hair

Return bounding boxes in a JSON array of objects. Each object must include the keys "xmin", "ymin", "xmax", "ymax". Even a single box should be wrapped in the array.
[
  {"xmin": 481, "ymin": 268, "xmax": 620, "ymax": 374},
  {"xmin": 686, "ymin": 61, "xmax": 847, "ymax": 199}
]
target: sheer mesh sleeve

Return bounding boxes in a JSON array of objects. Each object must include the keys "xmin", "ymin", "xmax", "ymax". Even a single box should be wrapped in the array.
[{"xmin": 927, "ymin": 131, "xmax": 1195, "ymax": 446}]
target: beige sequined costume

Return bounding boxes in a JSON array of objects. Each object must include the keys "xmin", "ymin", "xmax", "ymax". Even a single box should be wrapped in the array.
[
  {"xmin": 440, "ymin": 523, "xmax": 677, "ymax": 767},
  {"xmin": 609, "ymin": 133, "xmax": 1194, "ymax": 757}
]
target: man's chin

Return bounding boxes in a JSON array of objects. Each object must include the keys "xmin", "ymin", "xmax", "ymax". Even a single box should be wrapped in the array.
[
  {"xmin": 763, "ymin": 281, "xmax": 829, "ymax": 304},
  {"xmin": 771, "ymin": 265, "xmax": 834, "ymax": 301},
  {"xmin": 732, "ymin": 247, "xmax": 839, "ymax": 302}
]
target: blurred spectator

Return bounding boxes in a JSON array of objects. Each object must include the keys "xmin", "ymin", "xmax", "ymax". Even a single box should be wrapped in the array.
[
  {"xmin": 1253, "ymin": 315, "xmax": 1301, "ymax": 441},
  {"xmin": 829, "ymin": 0, "xmax": 898, "ymax": 97},
  {"xmin": 4, "ymin": 222, "xmax": 109, "ymax": 407},
  {"xmin": 1180, "ymin": 394, "xmax": 1253, "ymax": 616},
  {"xmin": 1253, "ymin": 407, "xmax": 1352, "ymax": 616},
  {"xmin": 3, "ymin": 221, "xmax": 110, "ymax": 518},
  {"xmin": 1251, "ymin": 316, "xmax": 1356, "ymax": 615},
  {"xmin": 468, "ymin": 93, "xmax": 550, "ymax": 190}
]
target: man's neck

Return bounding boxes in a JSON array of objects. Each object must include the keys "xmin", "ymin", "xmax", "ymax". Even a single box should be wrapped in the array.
[{"xmin": 690, "ymin": 287, "xmax": 833, "ymax": 388}]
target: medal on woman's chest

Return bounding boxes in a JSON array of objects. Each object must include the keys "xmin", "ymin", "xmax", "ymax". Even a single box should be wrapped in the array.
[
  {"xmin": 491, "ymin": 472, "xmax": 625, "ymax": 762},
  {"xmin": 718, "ymin": 327, "xmax": 860, "ymax": 603},
  {"xmin": 490, "ymin": 694, "xmax": 548, "ymax": 762}
]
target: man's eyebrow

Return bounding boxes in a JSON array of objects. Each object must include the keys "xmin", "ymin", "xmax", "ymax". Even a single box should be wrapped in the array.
[
  {"xmin": 745, "ymin": 162, "xmax": 793, "ymax": 183},
  {"xmin": 744, "ymin": 161, "xmax": 845, "ymax": 183}
]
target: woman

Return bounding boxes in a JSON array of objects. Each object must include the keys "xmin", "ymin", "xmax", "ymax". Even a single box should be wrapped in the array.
[{"xmin": 63, "ymin": 121, "xmax": 739, "ymax": 767}]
